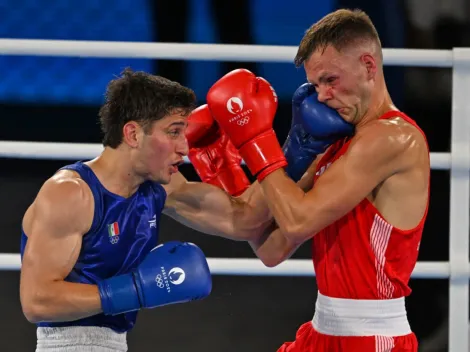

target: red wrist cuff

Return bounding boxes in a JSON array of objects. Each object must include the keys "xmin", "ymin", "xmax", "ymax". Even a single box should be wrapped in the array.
[
  {"xmin": 239, "ymin": 129, "xmax": 287, "ymax": 180},
  {"xmin": 257, "ymin": 160, "xmax": 288, "ymax": 182}
]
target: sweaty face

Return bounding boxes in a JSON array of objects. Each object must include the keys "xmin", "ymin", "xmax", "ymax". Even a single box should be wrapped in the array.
[
  {"xmin": 304, "ymin": 45, "xmax": 374, "ymax": 124},
  {"xmin": 135, "ymin": 113, "xmax": 188, "ymax": 184}
]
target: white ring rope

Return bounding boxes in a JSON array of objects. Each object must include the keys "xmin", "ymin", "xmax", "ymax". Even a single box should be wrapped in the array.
[
  {"xmin": 0, "ymin": 254, "xmax": 454, "ymax": 279},
  {"xmin": 0, "ymin": 39, "xmax": 454, "ymax": 67},
  {"xmin": 0, "ymin": 141, "xmax": 454, "ymax": 170}
]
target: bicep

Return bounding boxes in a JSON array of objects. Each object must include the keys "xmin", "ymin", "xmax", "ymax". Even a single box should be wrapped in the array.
[
  {"xmin": 164, "ymin": 180, "xmax": 240, "ymax": 238},
  {"xmin": 306, "ymin": 156, "xmax": 379, "ymax": 220},
  {"xmin": 300, "ymin": 135, "xmax": 404, "ymax": 235},
  {"xmin": 164, "ymin": 178, "xmax": 272, "ymax": 240}
]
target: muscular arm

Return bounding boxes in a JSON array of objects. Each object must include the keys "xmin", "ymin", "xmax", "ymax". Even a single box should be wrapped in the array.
[
  {"xmin": 20, "ymin": 173, "xmax": 100, "ymax": 323},
  {"xmin": 248, "ymin": 159, "xmax": 318, "ymax": 267},
  {"xmin": 260, "ymin": 122, "xmax": 418, "ymax": 244},
  {"xmin": 163, "ymin": 172, "xmax": 272, "ymax": 241},
  {"xmin": 162, "ymin": 153, "xmax": 318, "ymax": 264}
]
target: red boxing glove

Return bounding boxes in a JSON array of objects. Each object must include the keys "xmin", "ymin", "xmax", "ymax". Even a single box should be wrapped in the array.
[
  {"xmin": 186, "ymin": 104, "xmax": 250, "ymax": 196},
  {"xmin": 206, "ymin": 69, "xmax": 286, "ymax": 182}
]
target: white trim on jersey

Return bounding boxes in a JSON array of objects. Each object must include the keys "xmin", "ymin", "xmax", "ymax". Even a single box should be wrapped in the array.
[{"xmin": 370, "ymin": 214, "xmax": 394, "ymax": 299}]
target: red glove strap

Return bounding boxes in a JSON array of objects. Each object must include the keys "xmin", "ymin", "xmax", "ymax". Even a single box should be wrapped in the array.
[
  {"xmin": 257, "ymin": 160, "xmax": 288, "ymax": 182},
  {"xmin": 239, "ymin": 129, "xmax": 287, "ymax": 180},
  {"xmin": 206, "ymin": 166, "xmax": 250, "ymax": 196}
]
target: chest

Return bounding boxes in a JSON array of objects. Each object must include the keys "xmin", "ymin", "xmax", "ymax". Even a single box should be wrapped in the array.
[{"xmin": 80, "ymin": 195, "xmax": 161, "ymax": 276}]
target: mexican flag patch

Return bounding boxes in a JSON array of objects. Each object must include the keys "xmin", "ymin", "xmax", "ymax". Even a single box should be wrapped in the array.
[{"xmin": 108, "ymin": 222, "xmax": 120, "ymax": 242}]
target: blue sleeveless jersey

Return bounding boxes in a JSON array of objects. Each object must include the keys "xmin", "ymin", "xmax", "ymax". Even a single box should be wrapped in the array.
[{"xmin": 20, "ymin": 161, "xmax": 167, "ymax": 333}]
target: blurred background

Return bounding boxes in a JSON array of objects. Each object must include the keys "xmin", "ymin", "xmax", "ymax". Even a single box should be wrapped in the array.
[{"xmin": 0, "ymin": 0, "xmax": 469, "ymax": 351}]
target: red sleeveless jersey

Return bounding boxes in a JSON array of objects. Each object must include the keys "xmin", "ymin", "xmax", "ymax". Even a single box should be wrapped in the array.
[{"xmin": 312, "ymin": 111, "xmax": 430, "ymax": 300}]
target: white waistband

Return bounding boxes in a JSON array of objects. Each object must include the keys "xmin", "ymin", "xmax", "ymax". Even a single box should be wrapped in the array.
[
  {"xmin": 312, "ymin": 292, "xmax": 411, "ymax": 337},
  {"xmin": 36, "ymin": 326, "xmax": 127, "ymax": 351}
]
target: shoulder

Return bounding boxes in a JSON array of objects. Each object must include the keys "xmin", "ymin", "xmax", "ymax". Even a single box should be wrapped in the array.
[
  {"xmin": 161, "ymin": 172, "xmax": 187, "ymax": 201},
  {"xmin": 23, "ymin": 170, "xmax": 94, "ymax": 236},
  {"xmin": 347, "ymin": 116, "xmax": 427, "ymax": 169},
  {"xmin": 40, "ymin": 170, "xmax": 93, "ymax": 206}
]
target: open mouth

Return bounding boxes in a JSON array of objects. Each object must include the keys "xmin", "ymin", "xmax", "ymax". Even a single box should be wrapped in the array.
[
  {"xmin": 170, "ymin": 160, "xmax": 184, "ymax": 173},
  {"xmin": 173, "ymin": 160, "xmax": 184, "ymax": 167}
]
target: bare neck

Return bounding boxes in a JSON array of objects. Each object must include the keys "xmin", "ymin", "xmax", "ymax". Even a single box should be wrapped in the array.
[
  {"xmin": 85, "ymin": 146, "xmax": 143, "ymax": 198},
  {"xmin": 356, "ymin": 75, "xmax": 397, "ymax": 130}
]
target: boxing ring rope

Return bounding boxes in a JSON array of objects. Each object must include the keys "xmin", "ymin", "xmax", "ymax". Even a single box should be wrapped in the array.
[
  {"xmin": 0, "ymin": 40, "xmax": 468, "ymax": 351},
  {"xmin": 0, "ymin": 254, "xmax": 453, "ymax": 279},
  {"xmin": 0, "ymin": 141, "xmax": 454, "ymax": 170},
  {"xmin": 0, "ymin": 39, "xmax": 454, "ymax": 67}
]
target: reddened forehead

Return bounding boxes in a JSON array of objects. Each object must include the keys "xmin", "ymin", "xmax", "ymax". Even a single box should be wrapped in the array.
[
  {"xmin": 305, "ymin": 44, "xmax": 377, "ymax": 84},
  {"xmin": 304, "ymin": 46, "xmax": 346, "ymax": 83},
  {"xmin": 306, "ymin": 45, "xmax": 358, "ymax": 69}
]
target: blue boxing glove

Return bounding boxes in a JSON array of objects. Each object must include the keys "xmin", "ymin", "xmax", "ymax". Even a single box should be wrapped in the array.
[
  {"xmin": 283, "ymin": 83, "xmax": 354, "ymax": 181},
  {"xmin": 98, "ymin": 241, "xmax": 212, "ymax": 316}
]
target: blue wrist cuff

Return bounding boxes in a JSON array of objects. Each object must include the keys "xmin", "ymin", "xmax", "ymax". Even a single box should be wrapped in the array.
[
  {"xmin": 284, "ymin": 156, "xmax": 316, "ymax": 182},
  {"xmin": 98, "ymin": 274, "xmax": 141, "ymax": 316}
]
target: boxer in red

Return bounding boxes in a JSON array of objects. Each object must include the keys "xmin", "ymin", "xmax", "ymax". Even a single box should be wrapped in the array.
[{"xmin": 206, "ymin": 8, "xmax": 429, "ymax": 352}]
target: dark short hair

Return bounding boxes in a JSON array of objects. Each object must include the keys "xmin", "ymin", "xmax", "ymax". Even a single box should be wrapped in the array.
[
  {"xmin": 99, "ymin": 68, "xmax": 196, "ymax": 148},
  {"xmin": 294, "ymin": 9, "xmax": 381, "ymax": 67}
]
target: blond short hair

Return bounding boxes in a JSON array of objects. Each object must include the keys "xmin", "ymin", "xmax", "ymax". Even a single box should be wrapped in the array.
[{"xmin": 294, "ymin": 9, "xmax": 382, "ymax": 67}]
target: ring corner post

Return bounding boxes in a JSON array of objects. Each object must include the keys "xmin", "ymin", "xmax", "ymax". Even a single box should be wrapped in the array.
[{"xmin": 449, "ymin": 47, "xmax": 470, "ymax": 352}]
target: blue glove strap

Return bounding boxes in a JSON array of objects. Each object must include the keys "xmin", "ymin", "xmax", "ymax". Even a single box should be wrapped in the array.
[
  {"xmin": 98, "ymin": 274, "xmax": 141, "ymax": 316},
  {"xmin": 283, "ymin": 125, "xmax": 333, "ymax": 182}
]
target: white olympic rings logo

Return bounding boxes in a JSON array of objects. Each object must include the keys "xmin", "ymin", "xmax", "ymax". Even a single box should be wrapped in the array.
[
  {"xmin": 155, "ymin": 274, "xmax": 164, "ymax": 288},
  {"xmin": 237, "ymin": 117, "xmax": 250, "ymax": 126},
  {"xmin": 109, "ymin": 236, "xmax": 119, "ymax": 244}
]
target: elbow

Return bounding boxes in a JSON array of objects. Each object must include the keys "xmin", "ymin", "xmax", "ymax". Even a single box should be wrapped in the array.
[
  {"xmin": 22, "ymin": 301, "xmax": 44, "ymax": 324},
  {"xmin": 23, "ymin": 310, "xmax": 42, "ymax": 324},
  {"xmin": 256, "ymin": 250, "xmax": 288, "ymax": 268},
  {"xmin": 21, "ymin": 290, "xmax": 53, "ymax": 323},
  {"xmin": 260, "ymin": 257, "xmax": 283, "ymax": 268}
]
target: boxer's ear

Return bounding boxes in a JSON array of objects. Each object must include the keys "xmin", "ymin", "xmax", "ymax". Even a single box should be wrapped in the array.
[
  {"xmin": 123, "ymin": 121, "xmax": 142, "ymax": 148},
  {"xmin": 360, "ymin": 54, "xmax": 377, "ymax": 80}
]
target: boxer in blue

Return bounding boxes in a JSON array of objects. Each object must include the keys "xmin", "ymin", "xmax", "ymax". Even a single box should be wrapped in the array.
[
  {"xmin": 20, "ymin": 69, "xmax": 216, "ymax": 351},
  {"xmin": 19, "ymin": 67, "xmax": 352, "ymax": 351}
]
